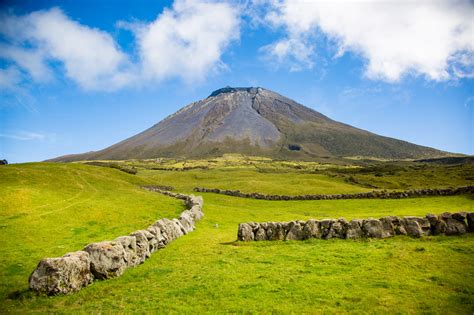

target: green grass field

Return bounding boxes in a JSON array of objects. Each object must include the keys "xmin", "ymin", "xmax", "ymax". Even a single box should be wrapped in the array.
[{"xmin": 1, "ymin": 161, "xmax": 473, "ymax": 313}]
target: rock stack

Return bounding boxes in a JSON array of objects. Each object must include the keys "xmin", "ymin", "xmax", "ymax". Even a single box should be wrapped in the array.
[
  {"xmin": 195, "ymin": 186, "xmax": 474, "ymax": 201},
  {"xmin": 238, "ymin": 212, "xmax": 473, "ymax": 241},
  {"xmin": 29, "ymin": 191, "xmax": 204, "ymax": 295}
]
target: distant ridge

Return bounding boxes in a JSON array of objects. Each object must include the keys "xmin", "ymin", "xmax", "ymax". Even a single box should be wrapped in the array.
[{"xmin": 51, "ymin": 87, "xmax": 451, "ymax": 162}]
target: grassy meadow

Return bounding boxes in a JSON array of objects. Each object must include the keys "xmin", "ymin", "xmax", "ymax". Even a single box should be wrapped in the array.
[{"xmin": 0, "ymin": 157, "xmax": 473, "ymax": 313}]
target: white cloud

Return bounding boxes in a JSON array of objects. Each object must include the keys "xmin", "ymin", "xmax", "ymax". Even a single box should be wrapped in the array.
[
  {"xmin": 0, "ymin": 8, "xmax": 132, "ymax": 90},
  {"xmin": 259, "ymin": 0, "xmax": 474, "ymax": 82},
  {"xmin": 0, "ymin": 1, "xmax": 240, "ymax": 91},
  {"xmin": 0, "ymin": 65, "xmax": 23, "ymax": 90},
  {"xmin": 0, "ymin": 131, "xmax": 55, "ymax": 141},
  {"xmin": 134, "ymin": 0, "xmax": 240, "ymax": 82}
]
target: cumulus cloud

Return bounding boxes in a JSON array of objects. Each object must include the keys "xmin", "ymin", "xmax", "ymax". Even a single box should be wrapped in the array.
[
  {"xmin": 133, "ymin": 0, "xmax": 240, "ymax": 82},
  {"xmin": 0, "ymin": 8, "xmax": 133, "ymax": 90},
  {"xmin": 259, "ymin": 0, "xmax": 474, "ymax": 82},
  {"xmin": 0, "ymin": 1, "xmax": 240, "ymax": 92}
]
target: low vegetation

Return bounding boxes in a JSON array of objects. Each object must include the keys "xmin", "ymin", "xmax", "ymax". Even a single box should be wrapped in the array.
[{"xmin": 0, "ymin": 157, "xmax": 473, "ymax": 313}]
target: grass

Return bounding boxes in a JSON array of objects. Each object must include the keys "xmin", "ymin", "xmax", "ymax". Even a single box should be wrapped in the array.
[
  {"xmin": 139, "ymin": 168, "xmax": 373, "ymax": 195},
  {"xmin": 0, "ymin": 163, "xmax": 185, "ymax": 305},
  {"xmin": 0, "ymin": 160, "xmax": 473, "ymax": 313}
]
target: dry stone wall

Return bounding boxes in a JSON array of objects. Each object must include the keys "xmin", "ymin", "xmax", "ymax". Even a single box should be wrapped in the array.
[
  {"xmin": 238, "ymin": 212, "xmax": 474, "ymax": 241},
  {"xmin": 195, "ymin": 186, "xmax": 474, "ymax": 201},
  {"xmin": 29, "ymin": 189, "xmax": 204, "ymax": 295}
]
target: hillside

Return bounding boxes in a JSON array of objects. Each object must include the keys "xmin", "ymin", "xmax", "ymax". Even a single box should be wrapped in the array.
[{"xmin": 51, "ymin": 87, "xmax": 449, "ymax": 161}]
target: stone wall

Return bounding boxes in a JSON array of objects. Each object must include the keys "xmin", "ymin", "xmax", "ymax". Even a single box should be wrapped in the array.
[
  {"xmin": 238, "ymin": 212, "xmax": 474, "ymax": 241},
  {"xmin": 29, "ymin": 189, "xmax": 204, "ymax": 295},
  {"xmin": 195, "ymin": 186, "xmax": 474, "ymax": 201}
]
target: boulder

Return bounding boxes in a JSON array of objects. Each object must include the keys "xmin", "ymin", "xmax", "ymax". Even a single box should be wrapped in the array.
[
  {"xmin": 402, "ymin": 217, "xmax": 424, "ymax": 238},
  {"xmin": 320, "ymin": 219, "xmax": 335, "ymax": 239},
  {"xmin": 362, "ymin": 219, "xmax": 384, "ymax": 238},
  {"xmin": 29, "ymin": 251, "xmax": 93, "ymax": 295},
  {"xmin": 115, "ymin": 236, "xmax": 138, "ymax": 267},
  {"xmin": 83, "ymin": 241, "xmax": 127, "ymax": 279},
  {"xmin": 286, "ymin": 221, "xmax": 304, "ymax": 240},
  {"xmin": 266, "ymin": 222, "xmax": 286, "ymax": 240},
  {"xmin": 255, "ymin": 226, "xmax": 267, "ymax": 241},
  {"xmin": 178, "ymin": 210, "xmax": 195, "ymax": 234},
  {"xmin": 146, "ymin": 226, "xmax": 166, "ymax": 251},
  {"xmin": 445, "ymin": 218, "xmax": 467, "ymax": 236},
  {"xmin": 172, "ymin": 218, "xmax": 187, "ymax": 235},
  {"xmin": 379, "ymin": 216, "xmax": 397, "ymax": 238},
  {"xmin": 328, "ymin": 219, "xmax": 347, "ymax": 239},
  {"xmin": 189, "ymin": 205, "xmax": 204, "ymax": 221},
  {"xmin": 302, "ymin": 219, "xmax": 321, "ymax": 239},
  {"xmin": 426, "ymin": 214, "xmax": 446, "ymax": 235},
  {"xmin": 129, "ymin": 230, "xmax": 151, "ymax": 263},
  {"xmin": 153, "ymin": 218, "xmax": 183, "ymax": 243},
  {"xmin": 238, "ymin": 223, "xmax": 254, "ymax": 241},
  {"xmin": 467, "ymin": 212, "xmax": 474, "ymax": 232},
  {"xmin": 452, "ymin": 212, "xmax": 467, "ymax": 222},
  {"xmin": 186, "ymin": 195, "xmax": 204, "ymax": 208},
  {"xmin": 411, "ymin": 217, "xmax": 431, "ymax": 235},
  {"xmin": 346, "ymin": 219, "xmax": 364, "ymax": 239}
]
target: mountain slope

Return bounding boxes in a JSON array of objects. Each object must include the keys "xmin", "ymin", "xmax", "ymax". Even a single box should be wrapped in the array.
[{"xmin": 52, "ymin": 87, "xmax": 449, "ymax": 161}]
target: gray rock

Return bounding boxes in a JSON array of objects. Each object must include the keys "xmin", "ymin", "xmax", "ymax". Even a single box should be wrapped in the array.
[
  {"xmin": 238, "ymin": 223, "xmax": 254, "ymax": 241},
  {"xmin": 328, "ymin": 219, "xmax": 347, "ymax": 239},
  {"xmin": 115, "ymin": 236, "xmax": 138, "ymax": 267},
  {"xmin": 266, "ymin": 222, "xmax": 286, "ymax": 240},
  {"xmin": 178, "ymin": 210, "xmax": 195, "ymax": 234},
  {"xmin": 426, "ymin": 214, "xmax": 446, "ymax": 235},
  {"xmin": 186, "ymin": 195, "xmax": 204, "ymax": 208},
  {"xmin": 402, "ymin": 217, "xmax": 423, "ymax": 238},
  {"xmin": 29, "ymin": 251, "xmax": 93, "ymax": 295},
  {"xmin": 286, "ymin": 221, "xmax": 304, "ymax": 240},
  {"xmin": 362, "ymin": 219, "xmax": 384, "ymax": 238},
  {"xmin": 255, "ymin": 226, "xmax": 267, "ymax": 241},
  {"xmin": 391, "ymin": 216, "xmax": 407, "ymax": 235},
  {"xmin": 172, "ymin": 218, "xmax": 187, "ymax": 235},
  {"xmin": 189, "ymin": 205, "xmax": 204, "ymax": 221},
  {"xmin": 346, "ymin": 219, "xmax": 364, "ymax": 239},
  {"xmin": 302, "ymin": 219, "xmax": 321, "ymax": 239},
  {"xmin": 129, "ymin": 230, "xmax": 151, "ymax": 263},
  {"xmin": 445, "ymin": 218, "xmax": 467, "ymax": 236},
  {"xmin": 153, "ymin": 218, "xmax": 183, "ymax": 243},
  {"xmin": 146, "ymin": 226, "xmax": 166, "ymax": 251},
  {"xmin": 320, "ymin": 219, "xmax": 335, "ymax": 239},
  {"xmin": 379, "ymin": 216, "xmax": 397, "ymax": 238},
  {"xmin": 83, "ymin": 241, "xmax": 127, "ymax": 279}
]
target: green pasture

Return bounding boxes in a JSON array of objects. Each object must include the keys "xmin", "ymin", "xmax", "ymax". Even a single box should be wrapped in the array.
[{"xmin": 0, "ymin": 161, "xmax": 473, "ymax": 313}]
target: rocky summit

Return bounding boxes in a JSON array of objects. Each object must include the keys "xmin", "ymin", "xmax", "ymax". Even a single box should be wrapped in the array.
[{"xmin": 52, "ymin": 87, "xmax": 448, "ymax": 161}]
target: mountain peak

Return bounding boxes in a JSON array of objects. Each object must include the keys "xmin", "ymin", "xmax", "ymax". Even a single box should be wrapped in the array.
[
  {"xmin": 50, "ymin": 87, "xmax": 449, "ymax": 162},
  {"xmin": 209, "ymin": 86, "xmax": 262, "ymax": 98}
]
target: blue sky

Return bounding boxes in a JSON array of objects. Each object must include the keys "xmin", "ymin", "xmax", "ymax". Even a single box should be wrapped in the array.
[{"xmin": 1, "ymin": 0, "xmax": 473, "ymax": 163}]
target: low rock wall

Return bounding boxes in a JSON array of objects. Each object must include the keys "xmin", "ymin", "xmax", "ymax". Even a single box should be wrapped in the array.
[
  {"xmin": 29, "ymin": 189, "xmax": 204, "ymax": 295},
  {"xmin": 195, "ymin": 186, "xmax": 474, "ymax": 201},
  {"xmin": 238, "ymin": 212, "xmax": 474, "ymax": 241}
]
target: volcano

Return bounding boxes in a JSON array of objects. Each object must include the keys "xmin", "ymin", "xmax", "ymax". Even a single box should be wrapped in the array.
[{"xmin": 53, "ymin": 87, "xmax": 448, "ymax": 161}]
